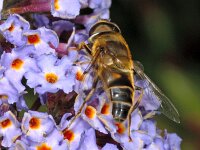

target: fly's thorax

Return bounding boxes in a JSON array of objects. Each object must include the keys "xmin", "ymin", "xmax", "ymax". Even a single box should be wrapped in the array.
[
  {"xmin": 100, "ymin": 54, "xmax": 114, "ymax": 66},
  {"xmin": 91, "ymin": 32, "xmax": 132, "ymax": 59}
]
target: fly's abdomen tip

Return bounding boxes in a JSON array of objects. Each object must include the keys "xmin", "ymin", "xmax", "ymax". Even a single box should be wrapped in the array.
[{"xmin": 112, "ymin": 103, "xmax": 130, "ymax": 122}]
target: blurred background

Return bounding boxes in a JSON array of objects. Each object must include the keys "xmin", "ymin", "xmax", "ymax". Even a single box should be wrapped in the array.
[{"xmin": 110, "ymin": 0, "xmax": 200, "ymax": 149}]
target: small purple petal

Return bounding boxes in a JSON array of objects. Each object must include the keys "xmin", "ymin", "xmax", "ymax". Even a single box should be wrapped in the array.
[
  {"xmin": 51, "ymin": 0, "xmax": 81, "ymax": 19},
  {"xmin": 78, "ymin": 128, "xmax": 99, "ymax": 150},
  {"xmin": 21, "ymin": 111, "xmax": 55, "ymax": 143},
  {"xmin": 140, "ymin": 120, "xmax": 157, "ymax": 137},
  {"xmin": 102, "ymin": 143, "xmax": 118, "ymax": 150},
  {"xmin": 0, "ymin": 14, "xmax": 30, "ymax": 46},
  {"xmin": 32, "ymin": 14, "xmax": 50, "ymax": 28},
  {"xmin": 0, "ymin": 0, "xmax": 4, "ymax": 19},
  {"xmin": 130, "ymin": 109, "xmax": 143, "ymax": 130},
  {"xmin": 0, "ymin": 111, "xmax": 22, "ymax": 147},
  {"xmin": 52, "ymin": 20, "xmax": 74, "ymax": 36},
  {"xmin": 164, "ymin": 130, "xmax": 182, "ymax": 150}
]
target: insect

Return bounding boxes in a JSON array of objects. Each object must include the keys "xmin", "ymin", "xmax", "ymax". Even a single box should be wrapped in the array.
[{"xmin": 67, "ymin": 20, "xmax": 180, "ymax": 138}]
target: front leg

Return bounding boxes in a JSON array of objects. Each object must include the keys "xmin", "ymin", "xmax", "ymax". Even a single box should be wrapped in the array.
[{"xmin": 78, "ymin": 42, "xmax": 92, "ymax": 56}]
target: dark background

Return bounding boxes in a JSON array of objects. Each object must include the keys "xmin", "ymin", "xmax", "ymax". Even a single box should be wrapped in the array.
[{"xmin": 110, "ymin": 0, "xmax": 200, "ymax": 149}]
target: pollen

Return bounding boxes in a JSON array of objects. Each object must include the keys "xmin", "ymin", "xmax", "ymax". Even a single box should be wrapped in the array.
[
  {"xmin": 63, "ymin": 129, "xmax": 75, "ymax": 142},
  {"xmin": 101, "ymin": 103, "xmax": 110, "ymax": 115},
  {"xmin": 27, "ymin": 34, "xmax": 40, "ymax": 45},
  {"xmin": 85, "ymin": 105, "xmax": 96, "ymax": 119},
  {"xmin": 29, "ymin": 117, "xmax": 40, "ymax": 129},
  {"xmin": 45, "ymin": 73, "xmax": 58, "ymax": 84},
  {"xmin": 8, "ymin": 24, "xmax": 15, "ymax": 32},
  {"xmin": 0, "ymin": 95, "xmax": 8, "ymax": 100},
  {"xmin": 54, "ymin": 0, "xmax": 60, "ymax": 10},
  {"xmin": 0, "ymin": 119, "xmax": 12, "ymax": 129},
  {"xmin": 37, "ymin": 143, "xmax": 52, "ymax": 150},
  {"xmin": 115, "ymin": 122, "xmax": 126, "ymax": 134},
  {"xmin": 75, "ymin": 70, "xmax": 84, "ymax": 81},
  {"xmin": 11, "ymin": 58, "xmax": 24, "ymax": 70}
]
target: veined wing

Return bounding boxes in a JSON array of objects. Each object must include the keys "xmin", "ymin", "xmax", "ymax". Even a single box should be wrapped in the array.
[{"xmin": 133, "ymin": 61, "xmax": 180, "ymax": 123}]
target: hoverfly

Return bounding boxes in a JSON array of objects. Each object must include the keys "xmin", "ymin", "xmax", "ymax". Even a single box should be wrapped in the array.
[{"xmin": 67, "ymin": 20, "xmax": 180, "ymax": 138}]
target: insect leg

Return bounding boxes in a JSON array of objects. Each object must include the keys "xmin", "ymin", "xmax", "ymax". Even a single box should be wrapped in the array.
[
  {"xmin": 133, "ymin": 86, "xmax": 144, "ymax": 110},
  {"xmin": 65, "ymin": 76, "xmax": 99, "ymax": 129},
  {"xmin": 69, "ymin": 42, "xmax": 92, "ymax": 57},
  {"xmin": 78, "ymin": 42, "xmax": 92, "ymax": 56},
  {"xmin": 127, "ymin": 86, "xmax": 144, "ymax": 141}
]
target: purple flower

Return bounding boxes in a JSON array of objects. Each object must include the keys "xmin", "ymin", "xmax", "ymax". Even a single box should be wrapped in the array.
[
  {"xmin": 51, "ymin": 0, "xmax": 81, "ymax": 19},
  {"xmin": 32, "ymin": 14, "xmax": 50, "ymax": 28},
  {"xmin": 164, "ymin": 130, "xmax": 182, "ymax": 150},
  {"xmin": 21, "ymin": 111, "xmax": 55, "ymax": 142},
  {"xmin": 52, "ymin": 20, "xmax": 74, "ymax": 37},
  {"xmin": 75, "ymin": 0, "xmax": 111, "ymax": 32},
  {"xmin": 102, "ymin": 143, "xmax": 119, "ymax": 150},
  {"xmin": 89, "ymin": 0, "xmax": 111, "ymax": 9},
  {"xmin": 28, "ymin": 129, "xmax": 68, "ymax": 150},
  {"xmin": 23, "ymin": 27, "xmax": 59, "ymax": 55},
  {"xmin": 8, "ymin": 140, "xmax": 28, "ymax": 150},
  {"xmin": 25, "ymin": 54, "xmax": 75, "ymax": 94},
  {"xmin": 72, "ymin": 57, "xmax": 93, "ymax": 93},
  {"xmin": 73, "ymin": 32, "xmax": 89, "ymax": 44},
  {"xmin": 1, "ymin": 45, "xmax": 38, "ymax": 93},
  {"xmin": 140, "ymin": 119, "xmax": 157, "ymax": 137},
  {"xmin": 0, "ymin": 111, "xmax": 22, "ymax": 147},
  {"xmin": 144, "ymin": 143, "xmax": 161, "ymax": 150},
  {"xmin": 14, "ymin": 96, "xmax": 29, "ymax": 111},
  {"xmin": 81, "ymin": 104, "xmax": 108, "ymax": 134},
  {"xmin": 0, "ymin": 14, "xmax": 30, "ymax": 46},
  {"xmin": 0, "ymin": 0, "xmax": 4, "ymax": 19},
  {"xmin": 78, "ymin": 128, "xmax": 99, "ymax": 150},
  {"xmin": 0, "ymin": 71, "xmax": 21, "ymax": 104},
  {"xmin": 60, "ymin": 115, "xmax": 90, "ymax": 150}
]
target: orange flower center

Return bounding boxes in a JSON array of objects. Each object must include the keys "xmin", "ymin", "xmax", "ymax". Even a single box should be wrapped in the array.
[
  {"xmin": 75, "ymin": 70, "xmax": 84, "ymax": 81},
  {"xmin": 45, "ymin": 73, "xmax": 58, "ymax": 84},
  {"xmin": 101, "ymin": 103, "xmax": 110, "ymax": 115},
  {"xmin": 29, "ymin": 117, "xmax": 40, "ymax": 129},
  {"xmin": 37, "ymin": 143, "xmax": 52, "ymax": 150},
  {"xmin": 8, "ymin": 24, "xmax": 15, "ymax": 32},
  {"xmin": 0, "ymin": 119, "xmax": 12, "ymax": 129},
  {"xmin": 27, "ymin": 34, "xmax": 40, "ymax": 44},
  {"xmin": 54, "ymin": 0, "xmax": 60, "ymax": 10},
  {"xmin": 85, "ymin": 105, "xmax": 96, "ymax": 119},
  {"xmin": 11, "ymin": 58, "xmax": 24, "ymax": 70},
  {"xmin": 63, "ymin": 129, "xmax": 75, "ymax": 142},
  {"xmin": 0, "ymin": 95, "xmax": 8, "ymax": 100},
  {"xmin": 115, "ymin": 122, "xmax": 126, "ymax": 134}
]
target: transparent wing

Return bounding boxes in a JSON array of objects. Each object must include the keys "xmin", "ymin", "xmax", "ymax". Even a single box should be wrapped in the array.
[{"xmin": 134, "ymin": 61, "xmax": 180, "ymax": 123}]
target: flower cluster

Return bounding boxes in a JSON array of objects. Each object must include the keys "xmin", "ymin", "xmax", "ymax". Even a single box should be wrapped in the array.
[{"xmin": 0, "ymin": 0, "xmax": 181, "ymax": 149}]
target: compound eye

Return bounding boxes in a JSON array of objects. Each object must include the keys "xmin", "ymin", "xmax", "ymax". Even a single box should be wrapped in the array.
[{"xmin": 112, "ymin": 26, "xmax": 120, "ymax": 33}]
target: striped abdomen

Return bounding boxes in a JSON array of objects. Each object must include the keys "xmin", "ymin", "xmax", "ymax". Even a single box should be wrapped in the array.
[{"xmin": 102, "ymin": 69, "xmax": 134, "ymax": 122}]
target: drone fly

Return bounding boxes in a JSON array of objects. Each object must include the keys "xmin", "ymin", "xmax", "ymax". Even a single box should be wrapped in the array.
[{"xmin": 66, "ymin": 20, "xmax": 180, "ymax": 139}]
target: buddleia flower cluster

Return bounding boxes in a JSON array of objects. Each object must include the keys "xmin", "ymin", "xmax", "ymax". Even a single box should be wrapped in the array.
[{"xmin": 0, "ymin": 0, "xmax": 182, "ymax": 149}]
